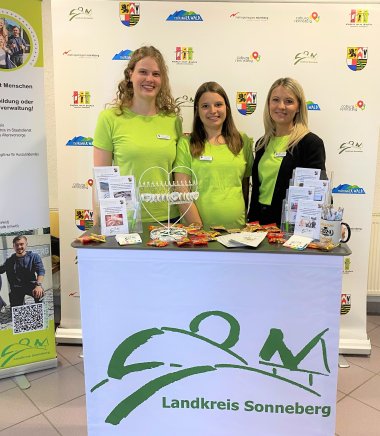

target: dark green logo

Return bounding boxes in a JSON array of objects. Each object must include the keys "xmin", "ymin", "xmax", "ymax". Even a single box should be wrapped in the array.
[{"xmin": 92, "ymin": 310, "xmax": 330, "ymax": 425}]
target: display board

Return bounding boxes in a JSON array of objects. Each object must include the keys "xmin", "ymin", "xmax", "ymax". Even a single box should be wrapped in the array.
[
  {"xmin": 51, "ymin": 1, "xmax": 380, "ymax": 353},
  {"xmin": 78, "ymin": 247, "xmax": 343, "ymax": 436},
  {"xmin": 0, "ymin": 0, "xmax": 57, "ymax": 378}
]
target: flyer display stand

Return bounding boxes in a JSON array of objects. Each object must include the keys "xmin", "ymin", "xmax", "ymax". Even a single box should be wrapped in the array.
[{"xmin": 74, "ymin": 230, "xmax": 350, "ymax": 436}]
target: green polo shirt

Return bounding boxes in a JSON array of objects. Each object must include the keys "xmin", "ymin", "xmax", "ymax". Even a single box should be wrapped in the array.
[{"xmin": 258, "ymin": 136, "xmax": 289, "ymax": 205}]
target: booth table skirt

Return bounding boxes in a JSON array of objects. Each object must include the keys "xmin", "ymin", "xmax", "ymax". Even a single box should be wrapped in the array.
[{"xmin": 77, "ymin": 247, "xmax": 344, "ymax": 436}]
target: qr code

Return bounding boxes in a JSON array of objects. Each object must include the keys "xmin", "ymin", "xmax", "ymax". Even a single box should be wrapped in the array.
[{"xmin": 12, "ymin": 303, "xmax": 45, "ymax": 334}]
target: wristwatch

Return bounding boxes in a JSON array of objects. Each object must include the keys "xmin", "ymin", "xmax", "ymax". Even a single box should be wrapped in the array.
[{"xmin": 35, "ymin": 282, "xmax": 43, "ymax": 286}]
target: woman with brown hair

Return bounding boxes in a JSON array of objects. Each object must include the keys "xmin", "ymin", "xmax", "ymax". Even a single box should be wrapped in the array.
[{"xmin": 174, "ymin": 82, "xmax": 253, "ymax": 229}]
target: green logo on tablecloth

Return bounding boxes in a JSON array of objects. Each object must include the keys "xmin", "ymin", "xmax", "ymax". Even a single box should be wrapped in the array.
[{"xmin": 91, "ymin": 311, "xmax": 332, "ymax": 425}]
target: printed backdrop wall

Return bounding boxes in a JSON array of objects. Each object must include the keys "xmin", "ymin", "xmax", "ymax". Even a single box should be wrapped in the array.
[{"xmin": 51, "ymin": 1, "xmax": 380, "ymax": 353}]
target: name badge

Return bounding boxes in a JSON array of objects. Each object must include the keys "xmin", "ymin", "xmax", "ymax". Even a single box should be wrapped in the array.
[
  {"xmin": 200, "ymin": 155, "xmax": 213, "ymax": 161},
  {"xmin": 275, "ymin": 152, "xmax": 287, "ymax": 158},
  {"xmin": 157, "ymin": 134, "xmax": 170, "ymax": 140}
]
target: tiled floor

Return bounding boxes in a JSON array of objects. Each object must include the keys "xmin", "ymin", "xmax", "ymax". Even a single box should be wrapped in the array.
[{"xmin": 1, "ymin": 316, "xmax": 380, "ymax": 435}]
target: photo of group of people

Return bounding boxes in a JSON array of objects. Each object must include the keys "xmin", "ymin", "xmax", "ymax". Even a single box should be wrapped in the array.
[{"xmin": 0, "ymin": 16, "xmax": 30, "ymax": 69}]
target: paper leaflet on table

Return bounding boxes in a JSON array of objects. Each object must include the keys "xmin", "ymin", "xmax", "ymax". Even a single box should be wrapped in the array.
[
  {"xmin": 283, "ymin": 234, "xmax": 313, "ymax": 250},
  {"xmin": 93, "ymin": 166, "xmax": 120, "ymax": 200},
  {"xmin": 298, "ymin": 179, "xmax": 329, "ymax": 203},
  {"xmin": 292, "ymin": 167, "xmax": 321, "ymax": 186},
  {"xmin": 294, "ymin": 200, "xmax": 323, "ymax": 240},
  {"xmin": 99, "ymin": 198, "xmax": 129, "ymax": 236},
  {"xmin": 229, "ymin": 232, "xmax": 267, "ymax": 248},
  {"xmin": 286, "ymin": 186, "xmax": 315, "ymax": 224}
]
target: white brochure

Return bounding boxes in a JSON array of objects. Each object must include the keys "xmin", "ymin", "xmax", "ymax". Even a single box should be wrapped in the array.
[
  {"xmin": 302, "ymin": 179, "xmax": 330, "ymax": 202},
  {"xmin": 99, "ymin": 198, "xmax": 129, "ymax": 236},
  {"xmin": 230, "ymin": 231, "xmax": 268, "ymax": 248},
  {"xmin": 293, "ymin": 167, "xmax": 321, "ymax": 186},
  {"xmin": 115, "ymin": 233, "xmax": 142, "ymax": 245},
  {"xmin": 287, "ymin": 186, "xmax": 315, "ymax": 223},
  {"xmin": 94, "ymin": 166, "xmax": 120, "ymax": 199},
  {"xmin": 108, "ymin": 175, "xmax": 136, "ymax": 209},
  {"xmin": 294, "ymin": 200, "xmax": 323, "ymax": 240},
  {"xmin": 283, "ymin": 234, "xmax": 313, "ymax": 250}
]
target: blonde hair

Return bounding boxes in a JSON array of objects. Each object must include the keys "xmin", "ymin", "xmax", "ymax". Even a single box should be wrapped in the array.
[
  {"xmin": 257, "ymin": 77, "xmax": 309, "ymax": 152},
  {"xmin": 0, "ymin": 18, "xmax": 8, "ymax": 42},
  {"xmin": 113, "ymin": 46, "xmax": 179, "ymax": 115},
  {"xmin": 190, "ymin": 81, "xmax": 243, "ymax": 158}
]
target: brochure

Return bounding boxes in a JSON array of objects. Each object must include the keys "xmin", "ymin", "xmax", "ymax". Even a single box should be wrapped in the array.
[
  {"xmin": 283, "ymin": 234, "xmax": 313, "ymax": 250},
  {"xmin": 108, "ymin": 176, "xmax": 136, "ymax": 210},
  {"xmin": 293, "ymin": 167, "xmax": 321, "ymax": 186},
  {"xmin": 216, "ymin": 234, "xmax": 246, "ymax": 248},
  {"xmin": 115, "ymin": 233, "xmax": 142, "ymax": 245},
  {"xmin": 286, "ymin": 186, "xmax": 315, "ymax": 223},
  {"xmin": 99, "ymin": 198, "xmax": 129, "ymax": 236},
  {"xmin": 93, "ymin": 166, "xmax": 120, "ymax": 200},
  {"xmin": 294, "ymin": 200, "xmax": 323, "ymax": 240},
  {"xmin": 230, "ymin": 231, "xmax": 267, "ymax": 248},
  {"xmin": 302, "ymin": 179, "xmax": 330, "ymax": 202}
]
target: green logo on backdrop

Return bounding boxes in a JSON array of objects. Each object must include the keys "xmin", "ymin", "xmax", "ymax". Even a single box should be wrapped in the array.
[{"xmin": 92, "ymin": 311, "xmax": 330, "ymax": 425}]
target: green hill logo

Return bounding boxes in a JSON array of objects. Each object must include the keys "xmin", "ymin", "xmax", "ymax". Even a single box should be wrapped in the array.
[{"xmin": 92, "ymin": 310, "xmax": 331, "ymax": 425}]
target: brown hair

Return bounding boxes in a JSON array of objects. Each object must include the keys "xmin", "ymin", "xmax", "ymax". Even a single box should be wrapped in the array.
[{"xmin": 190, "ymin": 81, "xmax": 243, "ymax": 157}]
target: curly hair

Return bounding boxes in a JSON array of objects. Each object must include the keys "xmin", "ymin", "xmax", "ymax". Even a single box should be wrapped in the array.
[
  {"xmin": 257, "ymin": 77, "xmax": 309, "ymax": 152},
  {"xmin": 190, "ymin": 81, "xmax": 243, "ymax": 158},
  {"xmin": 113, "ymin": 46, "xmax": 179, "ymax": 115}
]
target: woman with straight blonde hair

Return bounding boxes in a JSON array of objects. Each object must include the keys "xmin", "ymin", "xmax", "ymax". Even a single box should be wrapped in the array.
[{"xmin": 248, "ymin": 77, "xmax": 326, "ymax": 226}]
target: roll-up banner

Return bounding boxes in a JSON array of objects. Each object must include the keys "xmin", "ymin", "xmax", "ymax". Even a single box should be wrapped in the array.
[
  {"xmin": 0, "ymin": 0, "xmax": 57, "ymax": 378},
  {"xmin": 51, "ymin": 1, "xmax": 379, "ymax": 353}
]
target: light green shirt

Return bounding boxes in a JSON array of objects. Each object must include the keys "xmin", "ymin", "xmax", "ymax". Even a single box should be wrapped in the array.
[
  {"xmin": 174, "ymin": 134, "xmax": 253, "ymax": 229},
  {"xmin": 258, "ymin": 136, "xmax": 289, "ymax": 205},
  {"xmin": 94, "ymin": 107, "xmax": 182, "ymax": 222}
]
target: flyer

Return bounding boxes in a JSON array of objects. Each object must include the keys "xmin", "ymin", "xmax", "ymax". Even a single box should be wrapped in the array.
[
  {"xmin": 293, "ymin": 167, "xmax": 321, "ymax": 186},
  {"xmin": 294, "ymin": 200, "xmax": 323, "ymax": 240},
  {"xmin": 93, "ymin": 166, "xmax": 120, "ymax": 200},
  {"xmin": 302, "ymin": 180, "xmax": 330, "ymax": 203},
  {"xmin": 286, "ymin": 186, "xmax": 315, "ymax": 223},
  {"xmin": 99, "ymin": 198, "xmax": 129, "ymax": 236},
  {"xmin": 108, "ymin": 175, "xmax": 136, "ymax": 209}
]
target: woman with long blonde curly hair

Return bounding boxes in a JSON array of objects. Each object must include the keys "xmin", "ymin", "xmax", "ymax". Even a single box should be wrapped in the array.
[{"xmin": 93, "ymin": 46, "xmax": 182, "ymax": 223}]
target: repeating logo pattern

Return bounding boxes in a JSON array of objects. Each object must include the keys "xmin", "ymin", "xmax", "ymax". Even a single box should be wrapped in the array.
[
  {"xmin": 166, "ymin": 10, "xmax": 203, "ymax": 21},
  {"xmin": 112, "ymin": 49, "xmax": 133, "ymax": 61},
  {"xmin": 332, "ymin": 184, "xmax": 365, "ymax": 194},
  {"xmin": 71, "ymin": 91, "xmax": 93, "ymax": 109},
  {"xmin": 66, "ymin": 136, "xmax": 93, "ymax": 146},
  {"xmin": 75, "ymin": 209, "xmax": 93, "ymax": 231},
  {"xmin": 235, "ymin": 51, "xmax": 261, "ymax": 63},
  {"xmin": 68, "ymin": 7, "xmax": 92, "ymax": 21},
  {"xmin": 339, "ymin": 141, "xmax": 363, "ymax": 154},
  {"xmin": 294, "ymin": 51, "xmax": 318, "ymax": 65},
  {"xmin": 341, "ymin": 294, "xmax": 351, "ymax": 315},
  {"xmin": 307, "ymin": 101, "xmax": 321, "ymax": 111},
  {"xmin": 236, "ymin": 92, "xmax": 257, "ymax": 115},
  {"xmin": 349, "ymin": 9, "xmax": 370, "ymax": 26},
  {"xmin": 340, "ymin": 100, "xmax": 366, "ymax": 112},
  {"xmin": 172, "ymin": 47, "xmax": 197, "ymax": 65},
  {"xmin": 346, "ymin": 47, "xmax": 368, "ymax": 71},
  {"xmin": 119, "ymin": 2, "xmax": 140, "ymax": 27}
]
